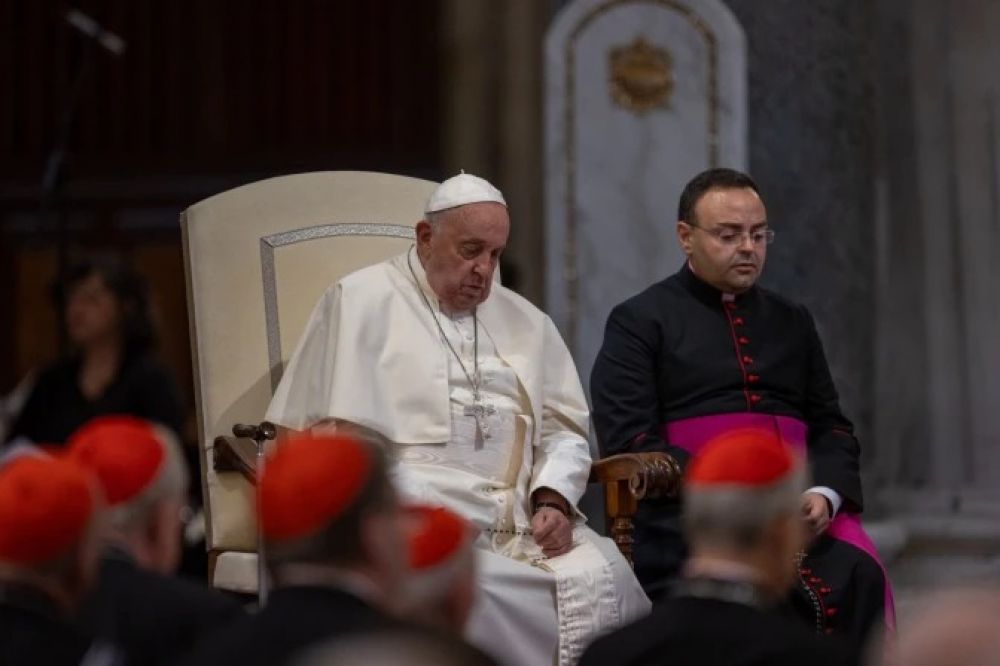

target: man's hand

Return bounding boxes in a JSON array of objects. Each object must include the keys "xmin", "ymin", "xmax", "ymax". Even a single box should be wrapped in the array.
[
  {"xmin": 802, "ymin": 492, "xmax": 832, "ymax": 535},
  {"xmin": 531, "ymin": 507, "xmax": 573, "ymax": 558},
  {"xmin": 530, "ymin": 488, "xmax": 573, "ymax": 557}
]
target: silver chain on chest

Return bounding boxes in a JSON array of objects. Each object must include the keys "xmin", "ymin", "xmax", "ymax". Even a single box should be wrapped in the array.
[{"xmin": 407, "ymin": 248, "xmax": 495, "ymax": 439}]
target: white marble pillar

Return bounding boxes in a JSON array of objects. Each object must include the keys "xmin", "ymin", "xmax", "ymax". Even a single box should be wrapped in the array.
[{"xmin": 545, "ymin": 0, "xmax": 747, "ymax": 390}]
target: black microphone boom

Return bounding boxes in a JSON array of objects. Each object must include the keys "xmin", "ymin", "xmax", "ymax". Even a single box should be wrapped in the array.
[
  {"xmin": 65, "ymin": 9, "xmax": 127, "ymax": 56},
  {"xmin": 41, "ymin": 8, "xmax": 127, "ymax": 351}
]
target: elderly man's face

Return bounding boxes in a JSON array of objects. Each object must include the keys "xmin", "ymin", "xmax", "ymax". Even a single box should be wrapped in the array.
[
  {"xmin": 416, "ymin": 202, "xmax": 509, "ymax": 312},
  {"xmin": 677, "ymin": 187, "xmax": 768, "ymax": 293}
]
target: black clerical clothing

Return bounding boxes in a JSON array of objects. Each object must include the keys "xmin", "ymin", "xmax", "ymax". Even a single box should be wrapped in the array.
[
  {"xmin": 785, "ymin": 534, "xmax": 886, "ymax": 652},
  {"xmin": 79, "ymin": 548, "xmax": 244, "ymax": 666},
  {"xmin": 180, "ymin": 585, "xmax": 401, "ymax": 666},
  {"xmin": 6, "ymin": 352, "xmax": 184, "ymax": 446},
  {"xmin": 591, "ymin": 263, "xmax": 861, "ymax": 496},
  {"xmin": 0, "ymin": 582, "xmax": 93, "ymax": 666},
  {"xmin": 591, "ymin": 264, "xmax": 863, "ymax": 592},
  {"xmin": 580, "ymin": 582, "xmax": 857, "ymax": 666}
]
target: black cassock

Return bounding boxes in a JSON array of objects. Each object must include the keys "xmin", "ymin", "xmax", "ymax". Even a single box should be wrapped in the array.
[
  {"xmin": 580, "ymin": 578, "xmax": 858, "ymax": 666},
  {"xmin": 591, "ymin": 264, "xmax": 888, "ymax": 648},
  {"xmin": 0, "ymin": 583, "xmax": 93, "ymax": 666},
  {"xmin": 180, "ymin": 585, "xmax": 398, "ymax": 666},
  {"xmin": 179, "ymin": 583, "xmax": 495, "ymax": 666},
  {"xmin": 80, "ymin": 547, "xmax": 245, "ymax": 666}
]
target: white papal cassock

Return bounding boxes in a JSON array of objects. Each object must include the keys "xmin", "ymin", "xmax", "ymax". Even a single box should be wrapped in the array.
[{"xmin": 266, "ymin": 247, "xmax": 650, "ymax": 665}]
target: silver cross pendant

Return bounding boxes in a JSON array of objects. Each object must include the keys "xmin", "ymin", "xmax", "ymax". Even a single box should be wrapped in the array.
[{"xmin": 464, "ymin": 396, "xmax": 496, "ymax": 442}]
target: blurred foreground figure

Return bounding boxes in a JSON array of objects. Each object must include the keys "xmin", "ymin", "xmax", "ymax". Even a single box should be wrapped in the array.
[
  {"xmin": 267, "ymin": 172, "xmax": 649, "ymax": 665},
  {"xmin": 402, "ymin": 504, "xmax": 476, "ymax": 633},
  {"xmin": 68, "ymin": 416, "xmax": 243, "ymax": 665},
  {"xmin": 0, "ymin": 455, "xmax": 103, "ymax": 665},
  {"xmin": 887, "ymin": 587, "xmax": 1000, "ymax": 666},
  {"xmin": 293, "ymin": 629, "xmax": 497, "ymax": 666},
  {"xmin": 183, "ymin": 434, "xmax": 409, "ymax": 665},
  {"xmin": 581, "ymin": 429, "xmax": 856, "ymax": 666}
]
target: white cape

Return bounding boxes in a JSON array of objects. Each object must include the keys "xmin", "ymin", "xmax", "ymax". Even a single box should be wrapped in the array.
[{"xmin": 267, "ymin": 249, "xmax": 649, "ymax": 664}]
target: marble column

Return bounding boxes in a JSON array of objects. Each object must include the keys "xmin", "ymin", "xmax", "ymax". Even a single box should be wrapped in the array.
[
  {"xmin": 874, "ymin": 0, "xmax": 1000, "ymax": 524},
  {"xmin": 720, "ymin": 0, "xmax": 878, "ymax": 490},
  {"xmin": 439, "ymin": 0, "xmax": 552, "ymax": 306}
]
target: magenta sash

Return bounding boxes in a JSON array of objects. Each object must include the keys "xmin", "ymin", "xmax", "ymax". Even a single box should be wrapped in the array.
[{"xmin": 662, "ymin": 413, "xmax": 896, "ymax": 633}]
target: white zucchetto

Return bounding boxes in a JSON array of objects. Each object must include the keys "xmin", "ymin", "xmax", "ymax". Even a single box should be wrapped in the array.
[{"xmin": 424, "ymin": 171, "xmax": 507, "ymax": 214}]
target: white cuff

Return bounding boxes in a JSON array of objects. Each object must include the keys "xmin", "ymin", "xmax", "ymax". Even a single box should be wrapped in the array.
[{"xmin": 805, "ymin": 486, "xmax": 843, "ymax": 517}]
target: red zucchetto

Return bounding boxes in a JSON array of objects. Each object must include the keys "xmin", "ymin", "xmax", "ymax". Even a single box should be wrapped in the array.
[
  {"xmin": 67, "ymin": 415, "xmax": 165, "ymax": 505},
  {"xmin": 685, "ymin": 428, "xmax": 796, "ymax": 488},
  {"xmin": 258, "ymin": 434, "xmax": 372, "ymax": 543},
  {"xmin": 406, "ymin": 505, "xmax": 471, "ymax": 570},
  {"xmin": 0, "ymin": 456, "xmax": 95, "ymax": 565}
]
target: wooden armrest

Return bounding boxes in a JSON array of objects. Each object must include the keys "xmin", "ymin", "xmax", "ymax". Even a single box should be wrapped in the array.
[
  {"xmin": 213, "ymin": 436, "xmax": 259, "ymax": 484},
  {"xmin": 590, "ymin": 452, "xmax": 681, "ymax": 500},
  {"xmin": 212, "ymin": 422, "xmax": 277, "ymax": 485},
  {"xmin": 590, "ymin": 452, "xmax": 682, "ymax": 566}
]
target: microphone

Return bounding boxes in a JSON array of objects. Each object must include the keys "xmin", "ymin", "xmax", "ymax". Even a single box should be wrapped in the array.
[
  {"xmin": 233, "ymin": 422, "xmax": 277, "ymax": 442},
  {"xmin": 65, "ymin": 9, "xmax": 126, "ymax": 56}
]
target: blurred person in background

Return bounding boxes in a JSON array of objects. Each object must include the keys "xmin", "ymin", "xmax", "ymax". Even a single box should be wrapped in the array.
[
  {"xmin": 5, "ymin": 255, "xmax": 183, "ymax": 447},
  {"xmin": 400, "ymin": 504, "xmax": 476, "ymax": 634},
  {"xmin": 885, "ymin": 586, "xmax": 1000, "ymax": 666},
  {"xmin": 67, "ymin": 416, "xmax": 244, "ymax": 666},
  {"xmin": 292, "ymin": 629, "xmax": 497, "ymax": 666},
  {"xmin": 0, "ymin": 455, "xmax": 106, "ymax": 665},
  {"xmin": 182, "ymin": 433, "xmax": 412, "ymax": 666},
  {"xmin": 3, "ymin": 255, "xmax": 209, "ymax": 578}
]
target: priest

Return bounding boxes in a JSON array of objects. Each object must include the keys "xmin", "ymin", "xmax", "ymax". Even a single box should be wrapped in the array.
[
  {"xmin": 590, "ymin": 167, "xmax": 892, "ymax": 647},
  {"xmin": 266, "ymin": 172, "xmax": 650, "ymax": 665}
]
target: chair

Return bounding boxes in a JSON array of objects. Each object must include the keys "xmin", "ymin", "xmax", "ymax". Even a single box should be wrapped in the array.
[{"xmin": 182, "ymin": 171, "xmax": 678, "ymax": 594}]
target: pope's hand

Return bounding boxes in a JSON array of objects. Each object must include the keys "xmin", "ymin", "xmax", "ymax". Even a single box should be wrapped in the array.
[
  {"xmin": 802, "ymin": 492, "xmax": 831, "ymax": 535},
  {"xmin": 532, "ymin": 507, "xmax": 573, "ymax": 558}
]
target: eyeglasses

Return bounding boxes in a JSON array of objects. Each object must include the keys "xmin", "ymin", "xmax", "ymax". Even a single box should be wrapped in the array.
[{"xmin": 686, "ymin": 223, "xmax": 775, "ymax": 246}]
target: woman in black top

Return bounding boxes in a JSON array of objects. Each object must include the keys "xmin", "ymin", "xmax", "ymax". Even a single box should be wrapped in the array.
[{"xmin": 6, "ymin": 256, "xmax": 183, "ymax": 445}]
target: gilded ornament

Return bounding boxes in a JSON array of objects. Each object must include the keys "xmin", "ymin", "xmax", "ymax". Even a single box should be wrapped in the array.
[{"xmin": 608, "ymin": 36, "xmax": 673, "ymax": 115}]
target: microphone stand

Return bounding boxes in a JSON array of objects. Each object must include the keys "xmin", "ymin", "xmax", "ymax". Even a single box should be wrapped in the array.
[
  {"xmin": 232, "ymin": 422, "xmax": 277, "ymax": 606},
  {"xmin": 40, "ymin": 9, "xmax": 126, "ymax": 352},
  {"xmin": 40, "ymin": 40, "xmax": 95, "ymax": 352}
]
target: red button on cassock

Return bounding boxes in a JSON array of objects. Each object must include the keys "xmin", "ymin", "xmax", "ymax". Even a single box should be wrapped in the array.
[
  {"xmin": 733, "ymin": 317, "xmax": 744, "ymax": 325},
  {"xmin": 739, "ymin": 336, "xmax": 750, "ymax": 345},
  {"xmin": 748, "ymin": 374, "xmax": 759, "ymax": 383},
  {"xmin": 742, "ymin": 356, "xmax": 753, "ymax": 364},
  {"xmin": 750, "ymin": 394, "xmax": 761, "ymax": 403}
]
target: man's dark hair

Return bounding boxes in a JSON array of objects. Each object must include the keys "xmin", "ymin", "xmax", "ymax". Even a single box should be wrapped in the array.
[
  {"xmin": 265, "ymin": 442, "xmax": 395, "ymax": 573},
  {"xmin": 677, "ymin": 168, "xmax": 761, "ymax": 224}
]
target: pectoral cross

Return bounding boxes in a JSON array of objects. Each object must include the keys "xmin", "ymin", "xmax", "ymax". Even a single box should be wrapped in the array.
[{"xmin": 464, "ymin": 395, "xmax": 497, "ymax": 442}]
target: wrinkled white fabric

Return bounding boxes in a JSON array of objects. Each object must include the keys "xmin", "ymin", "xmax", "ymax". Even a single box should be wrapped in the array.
[{"xmin": 267, "ymin": 247, "xmax": 650, "ymax": 665}]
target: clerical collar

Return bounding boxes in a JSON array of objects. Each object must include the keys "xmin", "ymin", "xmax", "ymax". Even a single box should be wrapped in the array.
[
  {"xmin": 102, "ymin": 543, "xmax": 138, "ymax": 566},
  {"xmin": 677, "ymin": 262, "xmax": 756, "ymax": 307},
  {"xmin": 677, "ymin": 558, "xmax": 773, "ymax": 609},
  {"xmin": 674, "ymin": 576, "xmax": 770, "ymax": 610},
  {"xmin": 273, "ymin": 564, "xmax": 383, "ymax": 606}
]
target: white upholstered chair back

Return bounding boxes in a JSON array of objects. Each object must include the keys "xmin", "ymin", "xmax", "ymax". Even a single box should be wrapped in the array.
[{"xmin": 182, "ymin": 171, "xmax": 436, "ymax": 591}]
